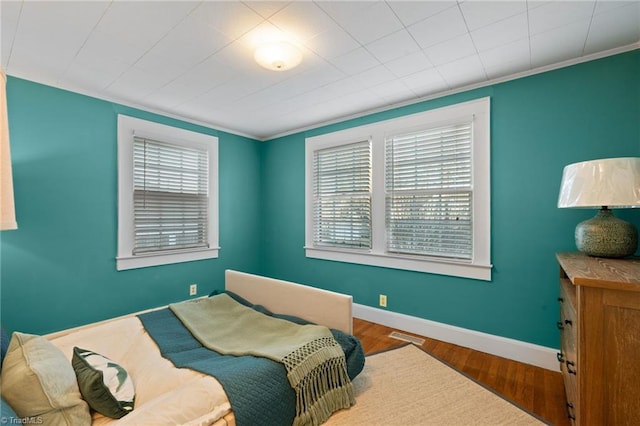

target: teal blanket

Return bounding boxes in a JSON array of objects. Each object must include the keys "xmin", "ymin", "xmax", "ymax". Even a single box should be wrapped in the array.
[
  {"xmin": 138, "ymin": 292, "xmax": 365, "ymax": 426},
  {"xmin": 169, "ymin": 294, "xmax": 355, "ymax": 426}
]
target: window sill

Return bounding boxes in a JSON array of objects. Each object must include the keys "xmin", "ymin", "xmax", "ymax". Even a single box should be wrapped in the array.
[
  {"xmin": 305, "ymin": 247, "xmax": 492, "ymax": 281},
  {"xmin": 116, "ymin": 247, "xmax": 220, "ymax": 271}
]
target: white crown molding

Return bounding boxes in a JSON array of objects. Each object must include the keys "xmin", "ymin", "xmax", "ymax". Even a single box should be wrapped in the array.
[
  {"xmin": 3, "ymin": 76, "xmax": 258, "ymax": 141},
  {"xmin": 265, "ymin": 42, "xmax": 640, "ymax": 141},
  {"xmin": 354, "ymin": 303, "xmax": 560, "ymax": 372},
  {"xmin": 6, "ymin": 43, "xmax": 638, "ymax": 143}
]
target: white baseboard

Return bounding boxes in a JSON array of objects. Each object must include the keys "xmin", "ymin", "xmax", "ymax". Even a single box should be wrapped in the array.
[{"xmin": 354, "ymin": 303, "xmax": 560, "ymax": 372}]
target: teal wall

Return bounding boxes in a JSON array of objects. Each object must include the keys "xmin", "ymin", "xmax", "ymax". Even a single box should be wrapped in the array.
[
  {"xmin": 0, "ymin": 78, "xmax": 262, "ymax": 335},
  {"xmin": 1, "ymin": 50, "xmax": 638, "ymax": 348},
  {"xmin": 260, "ymin": 50, "xmax": 640, "ymax": 348}
]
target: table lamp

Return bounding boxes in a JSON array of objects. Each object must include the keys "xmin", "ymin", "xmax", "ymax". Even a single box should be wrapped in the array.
[{"xmin": 558, "ymin": 157, "xmax": 640, "ymax": 258}]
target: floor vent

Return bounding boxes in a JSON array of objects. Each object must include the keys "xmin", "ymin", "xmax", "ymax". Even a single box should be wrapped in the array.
[{"xmin": 388, "ymin": 331, "xmax": 426, "ymax": 346}]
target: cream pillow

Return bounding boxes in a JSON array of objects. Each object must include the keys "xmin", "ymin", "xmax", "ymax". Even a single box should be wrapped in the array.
[{"xmin": 0, "ymin": 332, "xmax": 91, "ymax": 425}]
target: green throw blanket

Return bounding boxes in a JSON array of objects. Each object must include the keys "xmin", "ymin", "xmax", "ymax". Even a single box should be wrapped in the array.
[{"xmin": 170, "ymin": 294, "xmax": 355, "ymax": 426}]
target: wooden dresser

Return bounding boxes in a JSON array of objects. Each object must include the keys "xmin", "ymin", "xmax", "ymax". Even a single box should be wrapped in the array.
[{"xmin": 556, "ymin": 252, "xmax": 640, "ymax": 426}]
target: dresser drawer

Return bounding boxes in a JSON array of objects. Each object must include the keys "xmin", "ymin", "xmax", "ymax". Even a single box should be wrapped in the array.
[
  {"xmin": 560, "ymin": 338, "xmax": 577, "ymax": 425},
  {"xmin": 559, "ymin": 278, "xmax": 578, "ymax": 425},
  {"xmin": 559, "ymin": 278, "xmax": 577, "ymax": 362},
  {"xmin": 559, "ymin": 278, "xmax": 576, "ymax": 317}
]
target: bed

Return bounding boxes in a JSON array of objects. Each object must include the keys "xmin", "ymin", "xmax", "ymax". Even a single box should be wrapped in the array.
[{"xmin": 0, "ymin": 270, "xmax": 365, "ymax": 426}]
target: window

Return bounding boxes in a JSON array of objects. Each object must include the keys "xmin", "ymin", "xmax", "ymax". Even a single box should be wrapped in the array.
[
  {"xmin": 305, "ymin": 98, "xmax": 491, "ymax": 280},
  {"xmin": 117, "ymin": 115, "xmax": 219, "ymax": 270},
  {"xmin": 313, "ymin": 140, "xmax": 372, "ymax": 249},
  {"xmin": 385, "ymin": 123, "xmax": 473, "ymax": 260}
]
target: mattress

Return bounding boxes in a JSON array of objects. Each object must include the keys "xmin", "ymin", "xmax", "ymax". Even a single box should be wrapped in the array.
[{"xmin": 49, "ymin": 316, "xmax": 235, "ymax": 426}]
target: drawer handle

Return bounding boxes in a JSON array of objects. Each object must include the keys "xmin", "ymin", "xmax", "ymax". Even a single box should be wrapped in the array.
[
  {"xmin": 556, "ymin": 321, "xmax": 564, "ymax": 330},
  {"xmin": 557, "ymin": 352, "xmax": 564, "ymax": 363},
  {"xmin": 566, "ymin": 360, "xmax": 577, "ymax": 375},
  {"xmin": 558, "ymin": 297, "xmax": 564, "ymax": 303},
  {"xmin": 564, "ymin": 319, "xmax": 573, "ymax": 326},
  {"xmin": 566, "ymin": 402, "xmax": 576, "ymax": 420}
]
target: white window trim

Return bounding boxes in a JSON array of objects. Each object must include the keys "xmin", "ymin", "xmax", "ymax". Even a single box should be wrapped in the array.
[
  {"xmin": 117, "ymin": 115, "xmax": 219, "ymax": 271},
  {"xmin": 305, "ymin": 97, "xmax": 491, "ymax": 281}
]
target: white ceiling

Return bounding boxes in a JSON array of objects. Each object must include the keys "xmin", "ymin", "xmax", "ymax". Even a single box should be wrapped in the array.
[{"xmin": 2, "ymin": 1, "xmax": 639, "ymax": 140}]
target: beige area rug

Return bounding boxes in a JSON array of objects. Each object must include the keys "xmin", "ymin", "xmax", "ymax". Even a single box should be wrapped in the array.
[{"xmin": 326, "ymin": 344, "xmax": 547, "ymax": 426}]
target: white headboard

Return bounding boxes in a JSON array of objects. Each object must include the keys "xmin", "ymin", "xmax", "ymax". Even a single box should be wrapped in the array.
[{"xmin": 225, "ymin": 270, "xmax": 353, "ymax": 334}]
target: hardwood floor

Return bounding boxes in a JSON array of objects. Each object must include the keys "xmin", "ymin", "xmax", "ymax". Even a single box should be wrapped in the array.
[{"xmin": 352, "ymin": 318, "xmax": 571, "ymax": 426}]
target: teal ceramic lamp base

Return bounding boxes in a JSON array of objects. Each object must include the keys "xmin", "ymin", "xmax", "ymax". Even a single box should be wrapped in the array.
[{"xmin": 575, "ymin": 208, "xmax": 638, "ymax": 258}]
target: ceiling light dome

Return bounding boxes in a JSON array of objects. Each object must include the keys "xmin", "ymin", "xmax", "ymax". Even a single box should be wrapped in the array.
[{"xmin": 254, "ymin": 41, "xmax": 302, "ymax": 71}]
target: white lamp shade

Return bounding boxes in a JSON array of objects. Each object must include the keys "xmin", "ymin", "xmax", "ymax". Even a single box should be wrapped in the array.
[
  {"xmin": 558, "ymin": 157, "xmax": 640, "ymax": 208},
  {"xmin": 254, "ymin": 42, "xmax": 302, "ymax": 71},
  {"xmin": 1, "ymin": 67, "xmax": 17, "ymax": 230}
]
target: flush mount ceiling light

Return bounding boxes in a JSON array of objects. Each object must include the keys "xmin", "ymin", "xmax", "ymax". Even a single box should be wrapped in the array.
[{"xmin": 254, "ymin": 41, "xmax": 302, "ymax": 71}]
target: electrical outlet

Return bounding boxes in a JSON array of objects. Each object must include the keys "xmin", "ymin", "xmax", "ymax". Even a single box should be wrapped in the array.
[
  {"xmin": 379, "ymin": 294, "xmax": 387, "ymax": 307},
  {"xmin": 189, "ymin": 284, "xmax": 197, "ymax": 296}
]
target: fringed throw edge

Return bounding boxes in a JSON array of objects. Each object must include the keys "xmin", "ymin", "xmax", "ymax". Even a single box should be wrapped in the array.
[{"xmin": 283, "ymin": 337, "xmax": 355, "ymax": 426}]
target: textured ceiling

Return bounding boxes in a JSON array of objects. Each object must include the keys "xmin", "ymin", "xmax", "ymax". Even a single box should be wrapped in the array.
[{"xmin": 2, "ymin": 1, "xmax": 639, "ymax": 140}]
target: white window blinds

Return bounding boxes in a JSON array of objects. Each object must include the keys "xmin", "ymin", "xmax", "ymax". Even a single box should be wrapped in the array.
[
  {"xmin": 133, "ymin": 136, "xmax": 209, "ymax": 254},
  {"xmin": 385, "ymin": 123, "xmax": 473, "ymax": 260},
  {"xmin": 313, "ymin": 140, "xmax": 372, "ymax": 249}
]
